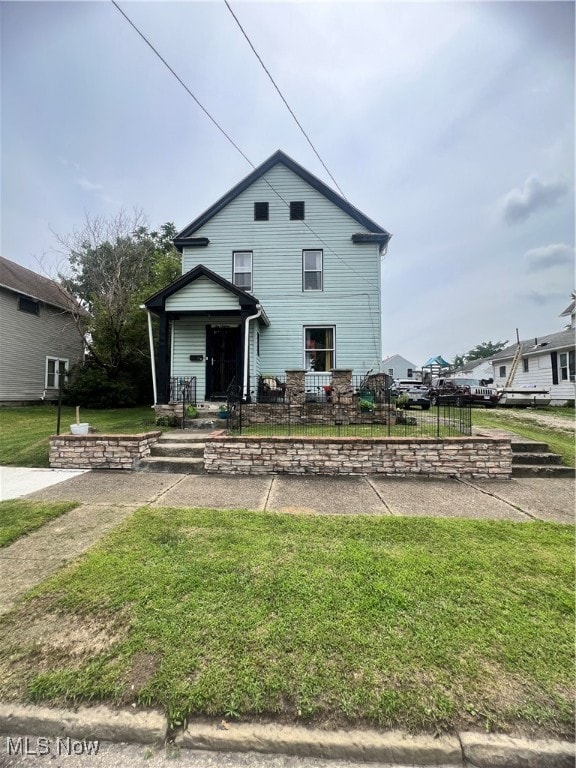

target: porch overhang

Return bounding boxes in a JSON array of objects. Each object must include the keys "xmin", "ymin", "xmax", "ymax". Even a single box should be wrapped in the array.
[{"xmin": 143, "ymin": 264, "xmax": 269, "ymax": 326}]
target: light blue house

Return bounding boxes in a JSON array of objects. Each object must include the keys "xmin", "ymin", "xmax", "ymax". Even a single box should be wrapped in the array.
[{"xmin": 144, "ymin": 150, "xmax": 391, "ymax": 403}]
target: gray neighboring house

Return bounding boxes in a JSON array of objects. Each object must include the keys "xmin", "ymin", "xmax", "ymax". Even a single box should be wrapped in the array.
[
  {"xmin": 491, "ymin": 297, "xmax": 575, "ymax": 405},
  {"xmin": 0, "ymin": 256, "xmax": 87, "ymax": 405},
  {"xmin": 451, "ymin": 357, "xmax": 494, "ymax": 382},
  {"xmin": 382, "ymin": 354, "xmax": 420, "ymax": 381}
]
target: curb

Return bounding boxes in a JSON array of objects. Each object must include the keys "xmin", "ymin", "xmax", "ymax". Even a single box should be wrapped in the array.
[{"xmin": 0, "ymin": 704, "xmax": 573, "ymax": 767}]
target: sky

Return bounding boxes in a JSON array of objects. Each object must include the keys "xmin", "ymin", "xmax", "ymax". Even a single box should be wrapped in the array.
[{"xmin": 1, "ymin": 0, "xmax": 574, "ymax": 367}]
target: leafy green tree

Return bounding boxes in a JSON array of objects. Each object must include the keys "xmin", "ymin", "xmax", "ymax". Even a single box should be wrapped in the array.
[
  {"xmin": 451, "ymin": 340, "xmax": 508, "ymax": 370},
  {"xmin": 57, "ymin": 210, "xmax": 180, "ymax": 405}
]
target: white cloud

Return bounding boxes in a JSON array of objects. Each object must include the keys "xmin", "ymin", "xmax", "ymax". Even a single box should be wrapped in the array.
[
  {"xmin": 501, "ymin": 175, "xmax": 569, "ymax": 224},
  {"xmin": 76, "ymin": 177, "xmax": 103, "ymax": 192},
  {"xmin": 525, "ymin": 243, "xmax": 574, "ymax": 272}
]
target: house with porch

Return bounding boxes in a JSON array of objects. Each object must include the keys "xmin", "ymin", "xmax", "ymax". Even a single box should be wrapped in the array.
[{"xmin": 144, "ymin": 150, "xmax": 391, "ymax": 406}]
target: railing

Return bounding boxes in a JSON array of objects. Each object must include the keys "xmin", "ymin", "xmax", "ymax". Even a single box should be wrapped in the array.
[
  {"xmin": 228, "ymin": 387, "xmax": 472, "ymax": 438},
  {"xmin": 169, "ymin": 377, "xmax": 197, "ymax": 430}
]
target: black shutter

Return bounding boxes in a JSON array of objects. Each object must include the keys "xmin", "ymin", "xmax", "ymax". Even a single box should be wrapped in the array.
[{"xmin": 550, "ymin": 351, "xmax": 559, "ymax": 385}]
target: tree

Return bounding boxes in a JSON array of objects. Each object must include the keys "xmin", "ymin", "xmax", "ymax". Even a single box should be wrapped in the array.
[
  {"xmin": 451, "ymin": 340, "xmax": 508, "ymax": 370},
  {"xmin": 56, "ymin": 210, "xmax": 180, "ymax": 405}
]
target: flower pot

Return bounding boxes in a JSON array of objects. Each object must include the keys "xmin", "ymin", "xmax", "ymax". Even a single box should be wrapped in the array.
[{"xmin": 70, "ymin": 423, "xmax": 89, "ymax": 435}]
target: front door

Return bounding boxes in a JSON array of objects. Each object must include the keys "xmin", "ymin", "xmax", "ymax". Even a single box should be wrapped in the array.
[{"xmin": 205, "ymin": 325, "xmax": 241, "ymax": 399}]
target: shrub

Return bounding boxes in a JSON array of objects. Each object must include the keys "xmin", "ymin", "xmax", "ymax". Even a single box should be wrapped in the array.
[
  {"xmin": 155, "ymin": 413, "xmax": 178, "ymax": 428},
  {"xmin": 64, "ymin": 363, "xmax": 138, "ymax": 409}
]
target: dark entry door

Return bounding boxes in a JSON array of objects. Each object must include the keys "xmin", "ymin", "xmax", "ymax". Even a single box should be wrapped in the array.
[{"xmin": 206, "ymin": 325, "xmax": 241, "ymax": 399}]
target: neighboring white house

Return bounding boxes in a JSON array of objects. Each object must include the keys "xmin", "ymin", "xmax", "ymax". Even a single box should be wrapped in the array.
[
  {"xmin": 144, "ymin": 150, "xmax": 391, "ymax": 403},
  {"xmin": 382, "ymin": 354, "xmax": 421, "ymax": 381},
  {"xmin": 0, "ymin": 256, "xmax": 87, "ymax": 404},
  {"xmin": 491, "ymin": 297, "xmax": 576, "ymax": 404}
]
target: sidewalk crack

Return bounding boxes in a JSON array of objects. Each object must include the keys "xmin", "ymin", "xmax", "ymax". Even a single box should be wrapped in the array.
[
  {"xmin": 365, "ymin": 477, "xmax": 395, "ymax": 515},
  {"xmin": 455, "ymin": 478, "xmax": 536, "ymax": 520}
]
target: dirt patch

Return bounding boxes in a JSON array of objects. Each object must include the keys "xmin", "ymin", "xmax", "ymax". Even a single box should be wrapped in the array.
[{"xmin": 496, "ymin": 409, "xmax": 575, "ymax": 434}]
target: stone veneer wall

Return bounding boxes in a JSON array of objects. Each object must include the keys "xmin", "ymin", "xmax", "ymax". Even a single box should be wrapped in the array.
[
  {"xmin": 204, "ymin": 436, "xmax": 512, "ymax": 479},
  {"xmin": 49, "ymin": 432, "xmax": 161, "ymax": 470}
]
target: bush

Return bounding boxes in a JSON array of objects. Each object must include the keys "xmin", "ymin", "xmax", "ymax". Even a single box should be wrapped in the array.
[
  {"xmin": 64, "ymin": 364, "xmax": 138, "ymax": 409},
  {"xmin": 155, "ymin": 413, "xmax": 178, "ymax": 428}
]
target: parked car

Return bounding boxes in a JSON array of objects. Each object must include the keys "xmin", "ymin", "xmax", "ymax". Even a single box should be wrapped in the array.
[
  {"xmin": 428, "ymin": 377, "xmax": 499, "ymax": 408},
  {"xmin": 392, "ymin": 378, "xmax": 424, "ymax": 394},
  {"xmin": 397, "ymin": 387, "xmax": 431, "ymax": 410}
]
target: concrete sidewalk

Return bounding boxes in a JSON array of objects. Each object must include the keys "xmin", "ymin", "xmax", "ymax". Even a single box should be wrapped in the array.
[{"xmin": 20, "ymin": 469, "xmax": 576, "ymax": 524}]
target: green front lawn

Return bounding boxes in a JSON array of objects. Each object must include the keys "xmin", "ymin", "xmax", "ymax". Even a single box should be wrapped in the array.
[
  {"xmin": 0, "ymin": 406, "xmax": 154, "ymax": 467},
  {"xmin": 474, "ymin": 410, "xmax": 575, "ymax": 467},
  {"xmin": 1, "ymin": 508, "xmax": 573, "ymax": 738},
  {"xmin": 0, "ymin": 499, "xmax": 78, "ymax": 547}
]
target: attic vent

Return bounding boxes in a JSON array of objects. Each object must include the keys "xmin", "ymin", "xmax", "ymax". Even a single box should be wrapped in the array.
[
  {"xmin": 18, "ymin": 295, "xmax": 40, "ymax": 315},
  {"xmin": 254, "ymin": 202, "xmax": 269, "ymax": 221},
  {"xmin": 290, "ymin": 201, "xmax": 305, "ymax": 220}
]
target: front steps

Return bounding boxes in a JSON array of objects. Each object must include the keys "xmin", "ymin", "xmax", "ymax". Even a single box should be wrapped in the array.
[
  {"xmin": 139, "ymin": 431, "xmax": 215, "ymax": 474},
  {"xmin": 511, "ymin": 440, "xmax": 574, "ymax": 478}
]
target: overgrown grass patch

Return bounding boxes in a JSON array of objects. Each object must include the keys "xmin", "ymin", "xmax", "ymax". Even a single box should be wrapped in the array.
[
  {"xmin": 0, "ymin": 406, "xmax": 153, "ymax": 467},
  {"xmin": 0, "ymin": 499, "xmax": 78, "ymax": 547},
  {"xmin": 0, "ymin": 509, "xmax": 573, "ymax": 738}
]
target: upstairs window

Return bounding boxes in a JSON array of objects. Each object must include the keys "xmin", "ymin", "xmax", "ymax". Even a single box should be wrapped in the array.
[
  {"xmin": 290, "ymin": 201, "xmax": 305, "ymax": 220},
  {"xmin": 254, "ymin": 202, "xmax": 269, "ymax": 221},
  {"xmin": 232, "ymin": 251, "xmax": 253, "ymax": 291},
  {"xmin": 305, "ymin": 327, "xmax": 334, "ymax": 372},
  {"xmin": 522, "ymin": 358, "xmax": 529, "ymax": 373},
  {"xmin": 18, "ymin": 294, "xmax": 40, "ymax": 315},
  {"xmin": 45, "ymin": 357, "xmax": 68, "ymax": 389},
  {"xmin": 407, "ymin": 368, "xmax": 413, "ymax": 378},
  {"xmin": 302, "ymin": 249, "xmax": 323, "ymax": 291},
  {"xmin": 499, "ymin": 366, "xmax": 506, "ymax": 378}
]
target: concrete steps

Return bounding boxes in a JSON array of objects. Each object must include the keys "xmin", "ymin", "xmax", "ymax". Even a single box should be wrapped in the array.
[
  {"xmin": 511, "ymin": 441, "xmax": 574, "ymax": 478},
  {"xmin": 138, "ymin": 428, "xmax": 225, "ymax": 474}
]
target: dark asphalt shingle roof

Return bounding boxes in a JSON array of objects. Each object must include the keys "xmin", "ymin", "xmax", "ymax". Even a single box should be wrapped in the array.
[
  {"xmin": 0, "ymin": 256, "xmax": 88, "ymax": 316},
  {"xmin": 491, "ymin": 328, "xmax": 575, "ymax": 360}
]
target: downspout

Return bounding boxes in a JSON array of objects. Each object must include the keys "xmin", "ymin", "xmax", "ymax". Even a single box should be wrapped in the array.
[
  {"xmin": 243, "ymin": 304, "xmax": 262, "ymax": 401},
  {"xmin": 141, "ymin": 305, "xmax": 158, "ymax": 405}
]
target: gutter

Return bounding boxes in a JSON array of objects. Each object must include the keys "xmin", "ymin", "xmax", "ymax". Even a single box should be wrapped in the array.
[
  {"xmin": 141, "ymin": 305, "xmax": 158, "ymax": 405},
  {"xmin": 243, "ymin": 304, "xmax": 262, "ymax": 400}
]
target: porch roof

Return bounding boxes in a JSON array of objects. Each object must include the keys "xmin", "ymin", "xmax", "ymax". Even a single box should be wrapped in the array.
[{"xmin": 143, "ymin": 264, "xmax": 270, "ymax": 325}]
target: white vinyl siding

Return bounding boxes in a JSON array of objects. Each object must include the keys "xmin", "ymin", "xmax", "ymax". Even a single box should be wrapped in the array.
[
  {"xmin": 0, "ymin": 287, "xmax": 84, "ymax": 403},
  {"xmin": 165, "ymin": 276, "xmax": 240, "ymax": 311},
  {"xmin": 181, "ymin": 164, "xmax": 382, "ymax": 378}
]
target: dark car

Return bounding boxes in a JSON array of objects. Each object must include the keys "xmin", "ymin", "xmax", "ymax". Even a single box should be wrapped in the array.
[{"xmin": 428, "ymin": 377, "xmax": 499, "ymax": 408}]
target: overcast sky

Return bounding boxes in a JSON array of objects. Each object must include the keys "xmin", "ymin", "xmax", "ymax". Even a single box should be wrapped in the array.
[{"xmin": 1, "ymin": 0, "xmax": 574, "ymax": 366}]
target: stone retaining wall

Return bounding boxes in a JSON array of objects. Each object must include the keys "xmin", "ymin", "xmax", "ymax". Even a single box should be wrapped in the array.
[
  {"xmin": 205, "ymin": 436, "xmax": 512, "ymax": 479},
  {"xmin": 49, "ymin": 432, "xmax": 161, "ymax": 470}
]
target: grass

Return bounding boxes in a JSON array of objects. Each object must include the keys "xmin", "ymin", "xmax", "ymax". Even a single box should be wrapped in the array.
[
  {"xmin": 0, "ymin": 406, "xmax": 154, "ymax": 467},
  {"xmin": 474, "ymin": 409, "xmax": 575, "ymax": 467},
  {"xmin": 0, "ymin": 508, "xmax": 572, "ymax": 738},
  {"xmin": 0, "ymin": 499, "xmax": 78, "ymax": 547}
]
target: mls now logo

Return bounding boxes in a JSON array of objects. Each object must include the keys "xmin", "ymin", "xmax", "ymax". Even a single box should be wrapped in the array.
[{"xmin": 6, "ymin": 736, "xmax": 100, "ymax": 756}]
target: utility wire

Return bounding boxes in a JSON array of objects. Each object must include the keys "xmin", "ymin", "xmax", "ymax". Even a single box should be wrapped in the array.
[
  {"xmin": 110, "ymin": 0, "xmax": 254, "ymax": 169},
  {"xmin": 224, "ymin": 0, "xmax": 348, "ymax": 200},
  {"xmin": 110, "ymin": 1, "xmax": 379, "ymax": 293}
]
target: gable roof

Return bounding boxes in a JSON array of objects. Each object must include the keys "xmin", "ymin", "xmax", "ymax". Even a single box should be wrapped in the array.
[
  {"xmin": 0, "ymin": 256, "xmax": 88, "ymax": 316},
  {"xmin": 492, "ymin": 328, "xmax": 575, "ymax": 361},
  {"xmin": 174, "ymin": 150, "xmax": 391, "ymax": 251},
  {"xmin": 381, "ymin": 354, "xmax": 417, "ymax": 368},
  {"xmin": 144, "ymin": 264, "xmax": 269, "ymax": 324}
]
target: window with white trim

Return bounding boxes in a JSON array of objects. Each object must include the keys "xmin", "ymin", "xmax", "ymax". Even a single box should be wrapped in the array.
[
  {"xmin": 302, "ymin": 250, "xmax": 323, "ymax": 291},
  {"xmin": 522, "ymin": 358, "xmax": 529, "ymax": 373},
  {"xmin": 45, "ymin": 357, "xmax": 68, "ymax": 389},
  {"xmin": 499, "ymin": 365, "xmax": 506, "ymax": 378},
  {"xmin": 232, "ymin": 251, "xmax": 252, "ymax": 291},
  {"xmin": 559, "ymin": 352, "xmax": 570, "ymax": 381},
  {"xmin": 304, "ymin": 327, "xmax": 334, "ymax": 372}
]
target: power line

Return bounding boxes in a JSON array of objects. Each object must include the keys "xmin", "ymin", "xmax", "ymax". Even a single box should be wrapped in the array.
[
  {"xmin": 110, "ymin": 1, "xmax": 379, "ymax": 292},
  {"xmin": 224, "ymin": 0, "xmax": 348, "ymax": 200},
  {"xmin": 110, "ymin": 0, "xmax": 254, "ymax": 169}
]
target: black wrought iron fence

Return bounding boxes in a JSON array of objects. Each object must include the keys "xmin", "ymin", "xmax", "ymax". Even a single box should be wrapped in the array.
[
  {"xmin": 227, "ymin": 387, "xmax": 472, "ymax": 438},
  {"xmin": 169, "ymin": 377, "xmax": 197, "ymax": 429}
]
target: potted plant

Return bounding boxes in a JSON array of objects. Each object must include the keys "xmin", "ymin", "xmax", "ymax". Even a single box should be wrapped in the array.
[
  {"xmin": 218, "ymin": 404, "xmax": 229, "ymax": 419},
  {"xmin": 186, "ymin": 404, "xmax": 198, "ymax": 419},
  {"xmin": 359, "ymin": 398, "xmax": 375, "ymax": 413},
  {"xmin": 70, "ymin": 405, "xmax": 89, "ymax": 435}
]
